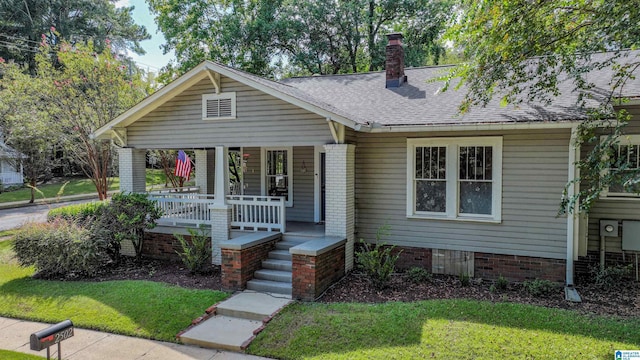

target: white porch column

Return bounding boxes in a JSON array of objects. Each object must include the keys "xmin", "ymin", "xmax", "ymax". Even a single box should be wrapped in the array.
[
  {"xmin": 324, "ymin": 143, "xmax": 356, "ymax": 271},
  {"xmin": 118, "ymin": 147, "xmax": 146, "ymax": 193},
  {"xmin": 194, "ymin": 149, "xmax": 215, "ymax": 194},
  {"xmin": 210, "ymin": 146, "xmax": 230, "ymax": 265}
]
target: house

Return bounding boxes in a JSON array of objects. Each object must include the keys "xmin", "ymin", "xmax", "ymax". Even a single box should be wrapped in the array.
[
  {"xmin": 94, "ymin": 34, "xmax": 640, "ymax": 301},
  {"xmin": 0, "ymin": 141, "xmax": 24, "ymax": 188}
]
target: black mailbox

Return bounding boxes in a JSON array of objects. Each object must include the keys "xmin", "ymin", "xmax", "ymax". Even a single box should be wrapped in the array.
[{"xmin": 30, "ymin": 320, "xmax": 74, "ymax": 351}]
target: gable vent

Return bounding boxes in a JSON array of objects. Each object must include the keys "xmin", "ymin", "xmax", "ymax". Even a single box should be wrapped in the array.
[{"xmin": 202, "ymin": 92, "xmax": 236, "ymax": 120}]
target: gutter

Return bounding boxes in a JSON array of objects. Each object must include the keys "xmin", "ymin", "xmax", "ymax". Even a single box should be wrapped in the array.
[{"xmin": 366, "ymin": 121, "xmax": 581, "ymax": 133}]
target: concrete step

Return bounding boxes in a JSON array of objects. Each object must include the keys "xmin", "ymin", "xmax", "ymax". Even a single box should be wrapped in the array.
[
  {"xmin": 246, "ymin": 279, "xmax": 292, "ymax": 296},
  {"xmin": 216, "ymin": 290, "xmax": 292, "ymax": 321},
  {"xmin": 262, "ymin": 258, "xmax": 292, "ymax": 271},
  {"xmin": 254, "ymin": 269, "xmax": 292, "ymax": 283},
  {"xmin": 178, "ymin": 315, "xmax": 262, "ymax": 352},
  {"xmin": 275, "ymin": 240, "xmax": 305, "ymax": 250},
  {"xmin": 282, "ymin": 234, "xmax": 321, "ymax": 243},
  {"xmin": 268, "ymin": 249, "xmax": 292, "ymax": 261}
]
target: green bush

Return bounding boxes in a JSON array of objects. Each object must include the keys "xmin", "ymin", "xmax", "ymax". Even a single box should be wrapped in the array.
[
  {"xmin": 522, "ymin": 279, "xmax": 559, "ymax": 297},
  {"xmin": 495, "ymin": 275, "xmax": 509, "ymax": 290},
  {"xmin": 13, "ymin": 220, "xmax": 111, "ymax": 277},
  {"xmin": 355, "ymin": 224, "xmax": 401, "ymax": 289},
  {"xmin": 406, "ymin": 266, "xmax": 432, "ymax": 284},
  {"xmin": 94, "ymin": 193, "xmax": 162, "ymax": 262},
  {"xmin": 47, "ymin": 201, "xmax": 108, "ymax": 222},
  {"xmin": 590, "ymin": 264, "xmax": 633, "ymax": 289},
  {"xmin": 175, "ymin": 226, "xmax": 211, "ymax": 274},
  {"xmin": 459, "ymin": 273, "xmax": 471, "ymax": 286}
]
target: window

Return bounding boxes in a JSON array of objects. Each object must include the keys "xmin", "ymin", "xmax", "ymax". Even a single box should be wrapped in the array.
[
  {"xmin": 603, "ymin": 135, "xmax": 640, "ymax": 198},
  {"xmin": 407, "ymin": 137, "xmax": 502, "ymax": 222},
  {"xmin": 262, "ymin": 148, "xmax": 293, "ymax": 207},
  {"xmin": 202, "ymin": 93, "xmax": 236, "ymax": 120}
]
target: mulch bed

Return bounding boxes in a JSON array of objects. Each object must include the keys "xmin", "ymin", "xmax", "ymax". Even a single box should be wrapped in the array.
[{"xmin": 73, "ymin": 258, "xmax": 639, "ymax": 319}]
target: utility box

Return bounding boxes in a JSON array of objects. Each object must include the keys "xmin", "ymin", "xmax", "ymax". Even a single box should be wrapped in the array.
[
  {"xmin": 600, "ymin": 219, "xmax": 619, "ymax": 237},
  {"xmin": 622, "ymin": 220, "xmax": 640, "ymax": 251}
]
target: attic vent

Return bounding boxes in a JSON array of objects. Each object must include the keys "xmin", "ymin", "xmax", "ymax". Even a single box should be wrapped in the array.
[{"xmin": 202, "ymin": 93, "xmax": 236, "ymax": 120}]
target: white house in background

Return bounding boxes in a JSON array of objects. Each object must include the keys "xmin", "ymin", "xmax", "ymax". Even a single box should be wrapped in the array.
[
  {"xmin": 93, "ymin": 33, "xmax": 640, "ymax": 301},
  {"xmin": 0, "ymin": 141, "xmax": 24, "ymax": 187}
]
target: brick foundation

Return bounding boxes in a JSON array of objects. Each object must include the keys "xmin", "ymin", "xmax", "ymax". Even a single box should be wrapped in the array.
[
  {"xmin": 292, "ymin": 244, "xmax": 346, "ymax": 301},
  {"xmin": 220, "ymin": 239, "xmax": 278, "ymax": 291},
  {"xmin": 142, "ymin": 231, "xmax": 210, "ymax": 263},
  {"xmin": 474, "ymin": 252, "xmax": 565, "ymax": 282}
]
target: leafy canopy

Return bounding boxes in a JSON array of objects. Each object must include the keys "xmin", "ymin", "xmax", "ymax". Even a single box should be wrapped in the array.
[
  {"xmin": 147, "ymin": 0, "xmax": 453, "ymax": 80},
  {"xmin": 444, "ymin": 0, "xmax": 640, "ymax": 213}
]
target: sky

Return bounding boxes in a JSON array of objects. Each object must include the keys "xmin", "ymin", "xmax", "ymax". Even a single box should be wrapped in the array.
[{"xmin": 115, "ymin": 0, "xmax": 175, "ymax": 72}]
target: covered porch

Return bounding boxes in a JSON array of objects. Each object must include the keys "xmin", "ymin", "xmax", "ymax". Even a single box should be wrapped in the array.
[{"xmin": 119, "ymin": 143, "xmax": 354, "ymax": 301}]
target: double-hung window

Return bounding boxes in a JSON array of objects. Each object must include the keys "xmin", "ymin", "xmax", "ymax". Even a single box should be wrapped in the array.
[
  {"xmin": 602, "ymin": 135, "xmax": 640, "ymax": 198},
  {"xmin": 262, "ymin": 147, "xmax": 293, "ymax": 207},
  {"xmin": 407, "ymin": 137, "xmax": 503, "ymax": 222}
]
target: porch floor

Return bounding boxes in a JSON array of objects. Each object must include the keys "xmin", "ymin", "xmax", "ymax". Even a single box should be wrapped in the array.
[{"xmin": 230, "ymin": 221, "xmax": 324, "ymax": 239}]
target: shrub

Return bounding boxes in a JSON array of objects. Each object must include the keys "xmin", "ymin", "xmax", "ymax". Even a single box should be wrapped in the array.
[
  {"xmin": 94, "ymin": 193, "xmax": 162, "ymax": 262},
  {"xmin": 495, "ymin": 275, "xmax": 509, "ymax": 290},
  {"xmin": 13, "ymin": 220, "xmax": 111, "ymax": 277},
  {"xmin": 459, "ymin": 273, "xmax": 471, "ymax": 286},
  {"xmin": 175, "ymin": 226, "xmax": 211, "ymax": 274},
  {"xmin": 355, "ymin": 224, "xmax": 401, "ymax": 289},
  {"xmin": 47, "ymin": 201, "xmax": 108, "ymax": 222},
  {"xmin": 522, "ymin": 279, "xmax": 559, "ymax": 297},
  {"xmin": 590, "ymin": 264, "xmax": 633, "ymax": 289},
  {"xmin": 406, "ymin": 266, "xmax": 432, "ymax": 284}
]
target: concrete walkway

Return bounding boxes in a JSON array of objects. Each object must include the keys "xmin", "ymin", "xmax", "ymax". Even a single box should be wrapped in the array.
[
  {"xmin": 179, "ymin": 291, "xmax": 292, "ymax": 352},
  {"xmin": 0, "ymin": 317, "xmax": 271, "ymax": 360}
]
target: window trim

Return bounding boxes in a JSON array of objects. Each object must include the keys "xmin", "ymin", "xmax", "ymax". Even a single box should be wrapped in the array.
[
  {"xmin": 261, "ymin": 147, "xmax": 294, "ymax": 207},
  {"xmin": 406, "ymin": 137, "xmax": 503, "ymax": 222},
  {"xmin": 601, "ymin": 134, "xmax": 640, "ymax": 199},
  {"xmin": 202, "ymin": 92, "xmax": 236, "ymax": 120}
]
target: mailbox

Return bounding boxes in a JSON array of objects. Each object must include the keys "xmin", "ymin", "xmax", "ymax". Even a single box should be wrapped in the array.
[{"xmin": 30, "ymin": 320, "xmax": 74, "ymax": 359}]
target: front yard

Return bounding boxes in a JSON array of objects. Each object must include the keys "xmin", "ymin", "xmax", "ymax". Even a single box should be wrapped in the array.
[
  {"xmin": 0, "ymin": 239, "xmax": 229, "ymax": 342},
  {"xmin": 248, "ymin": 300, "xmax": 640, "ymax": 359}
]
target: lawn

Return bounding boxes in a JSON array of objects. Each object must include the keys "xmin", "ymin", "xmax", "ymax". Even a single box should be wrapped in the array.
[
  {"xmin": 0, "ymin": 169, "xmax": 184, "ymax": 203},
  {"xmin": 0, "ymin": 238, "xmax": 229, "ymax": 342},
  {"xmin": 0, "ymin": 350, "xmax": 43, "ymax": 360},
  {"xmin": 248, "ymin": 301, "xmax": 640, "ymax": 360}
]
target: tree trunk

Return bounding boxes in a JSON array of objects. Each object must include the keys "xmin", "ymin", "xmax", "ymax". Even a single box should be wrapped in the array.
[{"xmin": 29, "ymin": 179, "xmax": 36, "ymax": 203}]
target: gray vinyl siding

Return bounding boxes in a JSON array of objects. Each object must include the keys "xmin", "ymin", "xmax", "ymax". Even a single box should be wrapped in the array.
[
  {"xmin": 288, "ymin": 146, "xmax": 315, "ymax": 222},
  {"xmin": 584, "ymin": 105, "xmax": 640, "ymax": 253},
  {"xmin": 242, "ymin": 147, "xmax": 261, "ymax": 196},
  {"xmin": 355, "ymin": 129, "xmax": 571, "ymax": 260},
  {"xmin": 126, "ymin": 77, "xmax": 334, "ymax": 148}
]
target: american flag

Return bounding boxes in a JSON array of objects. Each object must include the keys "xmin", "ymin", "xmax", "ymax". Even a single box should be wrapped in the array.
[{"xmin": 174, "ymin": 150, "xmax": 192, "ymax": 180}]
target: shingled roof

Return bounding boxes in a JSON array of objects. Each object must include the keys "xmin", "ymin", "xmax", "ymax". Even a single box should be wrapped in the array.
[{"xmin": 280, "ymin": 50, "xmax": 640, "ymax": 128}]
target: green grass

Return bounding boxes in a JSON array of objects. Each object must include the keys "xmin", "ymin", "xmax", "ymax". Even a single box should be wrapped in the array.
[
  {"xmin": 0, "ymin": 169, "xmax": 177, "ymax": 203},
  {"xmin": 0, "ymin": 178, "xmax": 119, "ymax": 203},
  {"xmin": 0, "ymin": 350, "xmax": 44, "ymax": 359},
  {"xmin": 0, "ymin": 240, "xmax": 229, "ymax": 342},
  {"xmin": 248, "ymin": 301, "xmax": 640, "ymax": 360}
]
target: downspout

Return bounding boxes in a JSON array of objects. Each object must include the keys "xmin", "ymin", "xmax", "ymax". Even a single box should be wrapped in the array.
[
  {"xmin": 566, "ymin": 126, "xmax": 578, "ymax": 286},
  {"xmin": 565, "ymin": 126, "xmax": 581, "ymax": 301}
]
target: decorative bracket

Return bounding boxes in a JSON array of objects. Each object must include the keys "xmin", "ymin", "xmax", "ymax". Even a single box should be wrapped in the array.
[
  {"xmin": 327, "ymin": 119, "xmax": 345, "ymax": 144},
  {"xmin": 111, "ymin": 127, "xmax": 127, "ymax": 147},
  {"xmin": 206, "ymin": 70, "xmax": 221, "ymax": 94}
]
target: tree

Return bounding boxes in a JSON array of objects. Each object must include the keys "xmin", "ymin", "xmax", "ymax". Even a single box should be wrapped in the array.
[
  {"xmin": 0, "ymin": 40, "xmax": 151, "ymax": 200},
  {"xmin": 0, "ymin": 0, "xmax": 150, "ymax": 72},
  {"xmin": 147, "ymin": 0, "xmax": 453, "ymax": 79},
  {"xmin": 444, "ymin": 0, "xmax": 640, "ymax": 213},
  {"xmin": 0, "ymin": 61, "xmax": 57, "ymax": 203}
]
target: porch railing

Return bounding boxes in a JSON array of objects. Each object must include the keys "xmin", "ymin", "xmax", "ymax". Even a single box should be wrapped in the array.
[
  {"xmin": 0, "ymin": 172, "xmax": 23, "ymax": 186},
  {"xmin": 148, "ymin": 192, "xmax": 215, "ymax": 226},
  {"xmin": 226, "ymin": 195, "xmax": 286, "ymax": 232}
]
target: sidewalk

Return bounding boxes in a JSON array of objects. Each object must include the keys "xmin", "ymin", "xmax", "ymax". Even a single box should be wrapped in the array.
[
  {"xmin": 0, "ymin": 192, "xmax": 112, "ymax": 211},
  {"xmin": 0, "ymin": 317, "xmax": 271, "ymax": 360}
]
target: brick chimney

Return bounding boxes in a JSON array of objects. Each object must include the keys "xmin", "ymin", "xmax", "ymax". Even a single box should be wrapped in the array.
[{"xmin": 385, "ymin": 33, "xmax": 406, "ymax": 88}]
